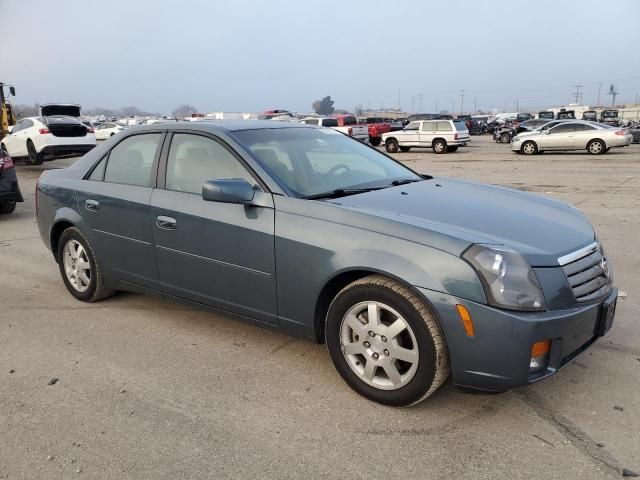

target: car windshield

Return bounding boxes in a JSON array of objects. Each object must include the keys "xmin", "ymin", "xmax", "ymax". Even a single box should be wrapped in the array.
[{"xmin": 233, "ymin": 127, "xmax": 422, "ymax": 198}]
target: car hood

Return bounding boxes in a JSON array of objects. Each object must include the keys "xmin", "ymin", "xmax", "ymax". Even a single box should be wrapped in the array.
[
  {"xmin": 333, "ymin": 178, "xmax": 595, "ymax": 267},
  {"xmin": 40, "ymin": 104, "xmax": 81, "ymax": 117}
]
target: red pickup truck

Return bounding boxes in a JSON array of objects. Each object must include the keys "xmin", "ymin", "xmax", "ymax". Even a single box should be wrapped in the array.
[{"xmin": 357, "ymin": 117, "xmax": 392, "ymax": 146}]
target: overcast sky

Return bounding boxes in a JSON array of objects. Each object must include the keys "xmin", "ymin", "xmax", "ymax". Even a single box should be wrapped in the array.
[{"xmin": 2, "ymin": 0, "xmax": 639, "ymax": 114}]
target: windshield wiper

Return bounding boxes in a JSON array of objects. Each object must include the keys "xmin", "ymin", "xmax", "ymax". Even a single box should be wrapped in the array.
[
  {"xmin": 390, "ymin": 178, "xmax": 423, "ymax": 186},
  {"xmin": 304, "ymin": 186, "xmax": 386, "ymax": 200}
]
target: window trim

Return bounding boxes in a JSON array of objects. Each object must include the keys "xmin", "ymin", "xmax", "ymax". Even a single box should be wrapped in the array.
[{"xmin": 158, "ymin": 131, "xmax": 268, "ymax": 194}]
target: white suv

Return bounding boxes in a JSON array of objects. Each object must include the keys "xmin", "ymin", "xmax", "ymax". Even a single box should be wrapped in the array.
[
  {"xmin": 382, "ymin": 119, "xmax": 470, "ymax": 154},
  {"xmin": 1, "ymin": 104, "xmax": 96, "ymax": 165}
]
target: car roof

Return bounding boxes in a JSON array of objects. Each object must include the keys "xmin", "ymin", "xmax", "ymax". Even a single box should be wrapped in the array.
[{"xmin": 121, "ymin": 120, "xmax": 314, "ymax": 134}]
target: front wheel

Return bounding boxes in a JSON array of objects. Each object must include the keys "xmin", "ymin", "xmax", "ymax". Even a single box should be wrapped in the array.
[
  {"xmin": 587, "ymin": 139, "xmax": 605, "ymax": 155},
  {"xmin": 57, "ymin": 227, "xmax": 116, "ymax": 302},
  {"xmin": 500, "ymin": 132, "xmax": 511, "ymax": 143},
  {"xmin": 521, "ymin": 140, "xmax": 538, "ymax": 155},
  {"xmin": 26, "ymin": 140, "xmax": 43, "ymax": 165},
  {"xmin": 385, "ymin": 139, "xmax": 399, "ymax": 153},
  {"xmin": 325, "ymin": 275, "xmax": 449, "ymax": 406},
  {"xmin": 370, "ymin": 137, "xmax": 382, "ymax": 147}
]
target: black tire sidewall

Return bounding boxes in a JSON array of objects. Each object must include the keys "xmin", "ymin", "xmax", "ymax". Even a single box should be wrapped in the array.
[
  {"xmin": 433, "ymin": 140, "xmax": 446, "ymax": 153},
  {"xmin": 326, "ymin": 283, "xmax": 437, "ymax": 407},
  {"xmin": 57, "ymin": 228, "xmax": 99, "ymax": 302},
  {"xmin": 27, "ymin": 140, "xmax": 42, "ymax": 165}
]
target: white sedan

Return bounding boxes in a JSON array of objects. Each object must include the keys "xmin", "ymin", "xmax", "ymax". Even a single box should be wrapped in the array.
[
  {"xmin": 95, "ymin": 122, "xmax": 125, "ymax": 141},
  {"xmin": 1, "ymin": 104, "xmax": 96, "ymax": 165}
]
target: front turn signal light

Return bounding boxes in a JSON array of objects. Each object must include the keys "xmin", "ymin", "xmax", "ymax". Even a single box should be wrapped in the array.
[
  {"xmin": 530, "ymin": 340, "xmax": 551, "ymax": 373},
  {"xmin": 456, "ymin": 304, "xmax": 475, "ymax": 338}
]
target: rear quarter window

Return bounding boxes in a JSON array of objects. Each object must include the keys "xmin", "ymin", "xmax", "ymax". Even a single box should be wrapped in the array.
[{"xmin": 453, "ymin": 121, "xmax": 467, "ymax": 131}]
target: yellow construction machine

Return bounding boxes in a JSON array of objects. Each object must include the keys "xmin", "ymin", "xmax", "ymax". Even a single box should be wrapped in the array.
[{"xmin": 1, "ymin": 82, "xmax": 17, "ymax": 141}]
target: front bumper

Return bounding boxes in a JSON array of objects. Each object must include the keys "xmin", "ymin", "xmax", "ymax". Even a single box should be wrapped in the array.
[{"xmin": 416, "ymin": 286, "xmax": 617, "ymax": 392}]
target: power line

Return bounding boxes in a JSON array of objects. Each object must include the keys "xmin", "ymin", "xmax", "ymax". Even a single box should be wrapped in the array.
[{"xmin": 571, "ymin": 85, "xmax": 583, "ymax": 104}]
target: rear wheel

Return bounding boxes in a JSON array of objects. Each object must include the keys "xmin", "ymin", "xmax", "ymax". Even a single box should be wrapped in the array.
[
  {"xmin": 57, "ymin": 227, "xmax": 115, "ymax": 302},
  {"xmin": 432, "ymin": 139, "xmax": 447, "ymax": 154},
  {"xmin": 26, "ymin": 140, "xmax": 43, "ymax": 165},
  {"xmin": 521, "ymin": 140, "xmax": 538, "ymax": 155},
  {"xmin": 325, "ymin": 275, "xmax": 449, "ymax": 406},
  {"xmin": 0, "ymin": 201, "xmax": 16, "ymax": 214},
  {"xmin": 370, "ymin": 137, "xmax": 382, "ymax": 147},
  {"xmin": 385, "ymin": 139, "xmax": 399, "ymax": 153},
  {"xmin": 446, "ymin": 146, "xmax": 459, "ymax": 152},
  {"xmin": 500, "ymin": 132, "xmax": 511, "ymax": 143},
  {"xmin": 399, "ymin": 146, "xmax": 411, "ymax": 152},
  {"xmin": 0, "ymin": 143, "xmax": 6, "ymax": 153},
  {"xmin": 587, "ymin": 139, "xmax": 605, "ymax": 155}
]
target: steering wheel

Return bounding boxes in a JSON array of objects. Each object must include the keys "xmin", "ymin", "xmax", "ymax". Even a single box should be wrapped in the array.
[{"xmin": 327, "ymin": 164, "xmax": 351, "ymax": 176}]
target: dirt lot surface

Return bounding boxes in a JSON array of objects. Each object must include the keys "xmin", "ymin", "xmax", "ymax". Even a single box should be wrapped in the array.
[{"xmin": 1, "ymin": 136, "xmax": 639, "ymax": 479}]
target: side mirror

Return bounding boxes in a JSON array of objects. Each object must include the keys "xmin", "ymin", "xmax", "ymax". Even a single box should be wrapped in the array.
[
  {"xmin": 9, "ymin": 86, "xmax": 15, "ymax": 96},
  {"xmin": 202, "ymin": 179, "xmax": 256, "ymax": 204}
]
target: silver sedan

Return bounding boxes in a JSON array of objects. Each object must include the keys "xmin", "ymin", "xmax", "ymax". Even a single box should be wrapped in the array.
[{"xmin": 512, "ymin": 120, "xmax": 633, "ymax": 155}]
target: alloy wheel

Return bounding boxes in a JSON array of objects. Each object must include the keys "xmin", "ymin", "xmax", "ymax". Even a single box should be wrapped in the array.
[
  {"xmin": 589, "ymin": 141, "xmax": 603, "ymax": 154},
  {"xmin": 62, "ymin": 239, "xmax": 92, "ymax": 292},
  {"xmin": 340, "ymin": 301, "xmax": 419, "ymax": 390}
]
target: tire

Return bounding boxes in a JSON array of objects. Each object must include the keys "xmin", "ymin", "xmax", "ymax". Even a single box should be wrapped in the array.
[
  {"xmin": 57, "ymin": 227, "xmax": 116, "ymax": 302},
  {"xmin": 325, "ymin": 275, "xmax": 449, "ymax": 407},
  {"xmin": 0, "ymin": 143, "xmax": 6, "ymax": 153},
  {"xmin": 370, "ymin": 137, "xmax": 382, "ymax": 147},
  {"xmin": 500, "ymin": 132, "xmax": 511, "ymax": 144},
  {"xmin": 446, "ymin": 146, "xmax": 459, "ymax": 152},
  {"xmin": 0, "ymin": 201, "xmax": 16, "ymax": 214},
  {"xmin": 385, "ymin": 139, "xmax": 399, "ymax": 153},
  {"xmin": 399, "ymin": 146, "xmax": 411, "ymax": 152},
  {"xmin": 110, "ymin": 132, "xmax": 115, "ymax": 137},
  {"xmin": 26, "ymin": 140, "xmax": 43, "ymax": 165},
  {"xmin": 520, "ymin": 140, "xmax": 538, "ymax": 155},
  {"xmin": 432, "ymin": 139, "xmax": 447, "ymax": 154},
  {"xmin": 587, "ymin": 139, "xmax": 605, "ymax": 155}
]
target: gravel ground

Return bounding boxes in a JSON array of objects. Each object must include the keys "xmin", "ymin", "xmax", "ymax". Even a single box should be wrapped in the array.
[{"xmin": 1, "ymin": 135, "xmax": 639, "ymax": 479}]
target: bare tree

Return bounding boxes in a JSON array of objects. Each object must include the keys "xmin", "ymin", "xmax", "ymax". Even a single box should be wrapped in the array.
[
  {"xmin": 172, "ymin": 104, "xmax": 198, "ymax": 118},
  {"xmin": 312, "ymin": 96, "xmax": 335, "ymax": 116}
]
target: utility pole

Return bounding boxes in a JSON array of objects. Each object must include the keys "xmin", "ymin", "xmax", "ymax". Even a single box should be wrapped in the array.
[
  {"xmin": 597, "ymin": 83, "xmax": 603, "ymax": 106},
  {"xmin": 398, "ymin": 90, "xmax": 401, "ymax": 111},
  {"xmin": 435, "ymin": 101, "xmax": 439, "ymax": 114},
  {"xmin": 474, "ymin": 97, "xmax": 477, "ymax": 114},
  {"xmin": 516, "ymin": 99, "xmax": 519, "ymax": 111},
  {"xmin": 418, "ymin": 94, "xmax": 423, "ymax": 113},
  {"xmin": 572, "ymin": 84, "xmax": 583, "ymax": 104},
  {"xmin": 410, "ymin": 96, "xmax": 415, "ymax": 113},
  {"xmin": 459, "ymin": 89, "xmax": 465, "ymax": 114}
]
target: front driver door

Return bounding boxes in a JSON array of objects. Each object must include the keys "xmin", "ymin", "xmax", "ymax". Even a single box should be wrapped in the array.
[
  {"xmin": 150, "ymin": 132, "xmax": 277, "ymax": 324},
  {"xmin": 539, "ymin": 123, "xmax": 575, "ymax": 150},
  {"xmin": 401, "ymin": 121, "xmax": 421, "ymax": 146}
]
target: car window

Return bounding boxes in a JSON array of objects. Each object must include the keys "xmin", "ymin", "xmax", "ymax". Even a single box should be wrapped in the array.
[
  {"xmin": 549, "ymin": 124, "xmax": 575, "ymax": 134},
  {"xmin": 166, "ymin": 133, "xmax": 255, "ymax": 195},
  {"xmin": 341, "ymin": 116, "xmax": 358, "ymax": 126},
  {"xmin": 104, "ymin": 133, "xmax": 162, "ymax": 187},
  {"xmin": 405, "ymin": 122, "xmax": 420, "ymax": 131},
  {"xmin": 303, "ymin": 119, "xmax": 319, "ymax": 125},
  {"xmin": 573, "ymin": 124, "xmax": 596, "ymax": 131},
  {"xmin": 453, "ymin": 121, "xmax": 467, "ymax": 131},
  {"xmin": 22, "ymin": 119, "xmax": 34, "ymax": 129},
  {"xmin": 11, "ymin": 121, "xmax": 23, "ymax": 132},
  {"xmin": 320, "ymin": 118, "xmax": 339, "ymax": 127},
  {"xmin": 87, "ymin": 155, "xmax": 107, "ymax": 181},
  {"xmin": 436, "ymin": 121, "xmax": 453, "ymax": 132},
  {"xmin": 420, "ymin": 122, "xmax": 433, "ymax": 132}
]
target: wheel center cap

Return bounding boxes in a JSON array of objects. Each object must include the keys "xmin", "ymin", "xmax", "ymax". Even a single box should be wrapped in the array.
[{"xmin": 371, "ymin": 337, "xmax": 384, "ymax": 353}]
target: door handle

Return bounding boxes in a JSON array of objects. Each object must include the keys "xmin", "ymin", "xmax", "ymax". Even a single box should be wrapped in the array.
[
  {"xmin": 156, "ymin": 215, "xmax": 177, "ymax": 230},
  {"xmin": 85, "ymin": 199, "xmax": 100, "ymax": 212}
]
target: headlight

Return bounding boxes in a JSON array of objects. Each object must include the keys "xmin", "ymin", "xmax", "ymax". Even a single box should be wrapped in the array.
[{"xmin": 463, "ymin": 245, "xmax": 545, "ymax": 311}]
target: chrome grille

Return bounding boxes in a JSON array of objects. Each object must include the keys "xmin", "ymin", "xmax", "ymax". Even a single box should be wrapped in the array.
[{"xmin": 559, "ymin": 243, "xmax": 611, "ymax": 302}]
